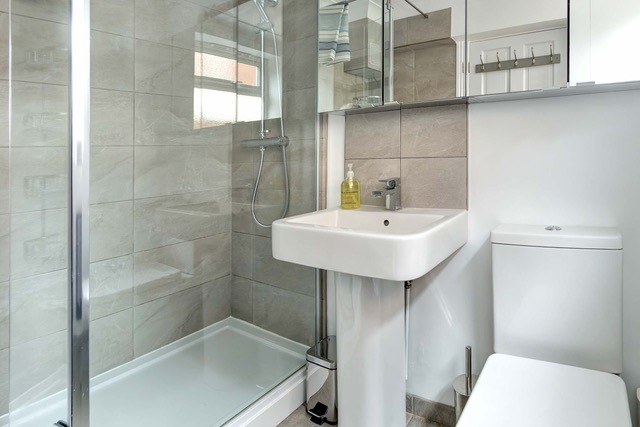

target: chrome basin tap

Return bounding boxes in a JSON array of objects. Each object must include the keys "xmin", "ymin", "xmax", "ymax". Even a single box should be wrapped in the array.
[{"xmin": 372, "ymin": 177, "xmax": 401, "ymax": 210}]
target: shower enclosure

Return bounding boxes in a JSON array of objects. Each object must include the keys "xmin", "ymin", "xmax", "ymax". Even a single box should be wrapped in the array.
[{"xmin": 0, "ymin": 0, "xmax": 318, "ymax": 425}]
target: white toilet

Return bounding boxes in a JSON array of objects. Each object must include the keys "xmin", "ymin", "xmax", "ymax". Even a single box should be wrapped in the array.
[{"xmin": 458, "ymin": 224, "xmax": 632, "ymax": 427}]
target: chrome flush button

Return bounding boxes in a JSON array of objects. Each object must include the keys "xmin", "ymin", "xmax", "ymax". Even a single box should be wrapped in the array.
[{"xmin": 545, "ymin": 225, "xmax": 562, "ymax": 231}]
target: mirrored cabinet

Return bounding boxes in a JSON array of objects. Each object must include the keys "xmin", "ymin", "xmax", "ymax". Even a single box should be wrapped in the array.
[{"xmin": 317, "ymin": 0, "xmax": 640, "ymax": 113}]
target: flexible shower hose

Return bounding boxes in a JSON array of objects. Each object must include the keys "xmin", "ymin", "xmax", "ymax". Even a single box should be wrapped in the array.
[{"xmin": 250, "ymin": 24, "xmax": 289, "ymax": 228}]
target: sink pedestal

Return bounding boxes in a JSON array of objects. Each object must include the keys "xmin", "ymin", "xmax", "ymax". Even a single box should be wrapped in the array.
[{"xmin": 336, "ymin": 273, "xmax": 406, "ymax": 427}]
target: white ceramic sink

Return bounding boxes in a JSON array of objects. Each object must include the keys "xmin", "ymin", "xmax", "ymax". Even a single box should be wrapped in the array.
[{"xmin": 272, "ymin": 206, "xmax": 468, "ymax": 281}]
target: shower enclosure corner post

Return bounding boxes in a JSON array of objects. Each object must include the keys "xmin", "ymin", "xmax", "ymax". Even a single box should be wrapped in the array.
[{"xmin": 68, "ymin": 0, "xmax": 91, "ymax": 425}]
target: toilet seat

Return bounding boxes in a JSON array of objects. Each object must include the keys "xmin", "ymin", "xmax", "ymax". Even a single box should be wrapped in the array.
[{"xmin": 457, "ymin": 354, "xmax": 631, "ymax": 427}]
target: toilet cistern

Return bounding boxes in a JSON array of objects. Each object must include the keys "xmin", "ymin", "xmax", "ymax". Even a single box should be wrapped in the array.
[{"xmin": 372, "ymin": 177, "xmax": 401, "ymax": 210}]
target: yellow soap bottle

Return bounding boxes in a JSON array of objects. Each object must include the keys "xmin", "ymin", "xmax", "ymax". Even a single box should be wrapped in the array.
[{"xmin": 341, "ymin": 163, "xmax": 361, "ymax": 209}]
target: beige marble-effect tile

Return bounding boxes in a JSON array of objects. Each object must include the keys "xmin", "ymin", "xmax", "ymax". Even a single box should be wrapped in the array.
[
  {"xmin": 10, "ymin": 269, "xmax": 67, "ymax": 346},
  {"xmin": 10, "ymin": 208, "xmax": 67, "ymax": 279},
  {"xmin": 90, "ymin": 201, "xmax": 133, "ymax": 262},
  {"xmin": 134, "ymin": 189, "xmax": 231, "ymax": 252},
  {"xmin": 0, "ymin": 281, "xmax": 8, "ymax": 350},
  {"xmin": 91, "ymin": 146, "xmax": 134, "ymax": 204},
  {"xmin": 414, "ymin": 44, "xmax": 457, "ymax": 101},
  {"xmin": 133, "ymin": 233, "xmax": 231, "ymax": 305},
  {"xmin": 0, "ymin": 149, "xmax": 8, "ymax": 214},
  {"xmin": 134, "ymin": 145, "xmax": 230, "ymax": 199},
  {"xmin": 0, "ymin": 348, "xmax": 7, "ymax": 416},
  {"xmin": 231, "ymin": 275, "xmax": 252, "ymax": 322},
  {"xmin": 283, "ymin": 35, "xmax": 317, "ymax": 92},
  {"xmin": 0, "ymin": 215, "xmax": 6, "ymax": 283},
  {"xmin": 345, "ymin": 110, "xmax": 401, "ymax": 159},
  {"xmin": 90, "ymin": 309, "xmax": 133, "ymax": 377},
  {"xmin": 91, "ymin": 0, "xmax": 135, "ymax": 37},
  {"xmin": 11, "ymin": 15, "xmax": 68, "ymax": 84},
  {"xmin": 203, "ymin": 275, "xmax": 231, "ymax": 327},
  {"xmin": 91, "ymin": 30, "xmax": 134, "ymax": 91},
  {"xmin": 0, "ymin": 13, "xmax": 8, "ymax": 80},
  {"xmin": 90, "ymin": 255, "xmax": 133, "ymax": 320},
  {"xmin": 91, "ymin": 89, "xmax": 134, "ymax": 146},
  {"xmin": 133, "ymin": 285, "xmax": 203, "ymax": 357},
  {"xmin": 232, "ymin": 232, "xmax": 252, "ymax": 278},
  {"xmin": 252, "ymin": 235, "xmax": 315, "ymax": 297},
  {"xmin": 11, "ymin": 82, "xmax": 67, "ymax": 147},
  {"xmin": 253, "ymin": 282, "xmax": 314, "ymax": 346},
  {"xmin": 134, "ymin": 40, "xmax": 173, "ymax": 95},
  {"xmin": 406, "ymin": 8, "xmax": 451, "ymax": 45},
  {"xmin": 134, "ymin": 0, "xmax": 206, "ymax": 50},
  {"xmin": 401, "ymin": 105, "xmax": 466, "ymax": 158},
  {"xmin": 11, "ymin": 147, "xmax": 67, "ymax": 213},
  {"xmin": 344, "ymin": 158, "xmax": 401, "ymax": 207},
  {"xmin": 10, "ymin": 330, "xmax": 66, "ymax": 410},
  {"xmin": 401, "ymin": 158, "xmax": 467, "ymax": 209}
]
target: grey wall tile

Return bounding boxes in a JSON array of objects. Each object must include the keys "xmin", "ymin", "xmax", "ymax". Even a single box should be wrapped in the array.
[
  {"xmin": 0, "ymin": 348, "xmax": 7, "ymax": 415},
  {"xmin": 411, "ymin": 395, "xmax": 456, "ymax": 427},
  {"xmin": 0, "ymin": 216, "xmax": 7, "ymax": 283},
  {"xmin": 0, "ymin": 149, "xmax": 8, "ymax": 214},
  {"xmin": 0, "ymin": 282, "xmax": 7, "ymax": 350},
  {"xmin": 90, "ymin": 255, "xmax": 133, "ymax": 320},
  {"xmin": 133, "ymin": 285, "xmax": 203, "ymax": 357},
  {"xmin": 91, "ymin": 0, "xmax": 134, "ymax": 37},
  {"xmin": 343, "ymin": 159, "xmax": 401, "ymax": 207},
  {"xmin": 345, "ymin": 110, "xmax": 401, "ymax": 159},
  {"xmin": 172, "ymin": 47, "xmax": 197, "ymax": 98},
  {"xmin": 10, "ymin": 270, "xmax": 67, "ymax": 346},
  {"xmin": 394, "ymin": 49, "xmax": 416, "ymax": 103},
  {"xmin": 231, "ymin": 275, "xmax": 252, "ymax": 322},
  {"xmin": 232, "ymin": 162, "xmax": 255, "ymax": 203},
  {"xmin": 10, "ymin": 330, "xmax": 66, "ymax": 409},
  {"xmin": 203, "ymin": 275, "xmax": 231, "ymax": 327},
  {"xmin": 0, "ymin": 13, "xmax": 8, "ymax": 80},
  {"xmin": 394, "ymin": 18, "xmax": 408, "ymax": 48},
  {"xmin": 11, "ymin": 0, "xmax": 69, "ymax": 23},
  {"xmin": 252, "ymin": 235, "xmax": 315, "ymax": 296},
  {"xmin": 11, "ymin": 15, "xmax": 68, "ymax": 84},
  {"xmin": 134, "ymin": 40, "xmax": 173, "ymax": 95},
  {"xmin": 91, "ymin": 146, "xmax": 134, "ymax": 204},
  {"xmin": 90, "ymin": 309, "xmax": 133, "ymax": 377},
  {"xmin": 11, "ymin": 82, "xmax": 67, "ymax": 147},
  {"xmin": 283, "ymin": 0, "xmax": 317, "ymax": 41},
  {"xmin": 91, "ymin": 31, "xmax": 134, "ymax": 91},
  {"xmin": 283, "ymin": 35, "xmax": 317, "ymax": 91},
  {"xmin": 232, "ymin": 231, "xmax": 252, "ymax": 279},
  {"xmin": 0, "ymin": 81, "xmax": 8, "ymax": 146},
  {"xmin": 414, "ymin": 44, "xmax": 456, "ymax": 101},
  {"xmin": 90, "ymin": 201, "xmax": 133, "ymax": 262},
  {"xmin": 134, "ymin": 145, "xmax": 230, "ymax": 198},
  {"xmin": 134, "ymin": 0, "xmax": 206, "ymax": 50},
  {"xmin": 134, "ymin": 190, "xmax": 231, "ymax": 251},
  {"xmin": 10, "ymin": 208, "xmax": 67, "ymax": 279},
  {"xmin": 406, "ymin": 8, "xmax": 451, "ymax": 45},
  {"xmin": 401, "ymin": 105, "xmax": 466, "ymax": 158},
  {"xmin": 401, "ymin": 158, "xmax": 467, "ymax": 209},
  {"xmin": 11, "ymin": 147, "xmax": 67, "ymax": 212},
  {"xmin": 133, "ymin": 233, "xmax": 231, "ymax": 305},
  {"xmin": 253, "ymin": 282, "xmax": 314, "ymax": 346},
  {"xmin": 91, "ymin": 89, "xmax": 134, "ymax": 146}
]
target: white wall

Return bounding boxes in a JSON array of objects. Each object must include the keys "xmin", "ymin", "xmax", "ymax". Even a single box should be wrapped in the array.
[{"xmin": 407, "ymin": 89, "xmax": 640, "ymax": 425}]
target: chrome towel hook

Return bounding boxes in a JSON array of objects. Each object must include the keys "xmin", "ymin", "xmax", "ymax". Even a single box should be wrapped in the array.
[
  {"xmin": 549, "ymin": 44, "xmax": 554, "ymax": 62},
  {"xmin": 531, "ymin": 47, "xmax": 536, "ymax": 64},
  {"xmin": 480, "ymin": 54, "xmax": 485, "ymax": 71},
  {"xmin": 496, "ymin": 52, "xmax": 501, "ymax": 69},
  {"xmin": 513, "ymin": 50, "xmax": 518, "ymax": 67}
]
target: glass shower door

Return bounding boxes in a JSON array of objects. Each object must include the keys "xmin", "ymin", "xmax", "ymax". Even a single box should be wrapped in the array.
[{"xmin": 4, "ymin": 0, "xmax": 73, "ymax": 425}]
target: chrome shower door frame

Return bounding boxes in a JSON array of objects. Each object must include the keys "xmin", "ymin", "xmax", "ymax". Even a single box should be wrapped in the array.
[{"xmin": 68, "ymin": 0, "xmax": 91, "ymax": 425}]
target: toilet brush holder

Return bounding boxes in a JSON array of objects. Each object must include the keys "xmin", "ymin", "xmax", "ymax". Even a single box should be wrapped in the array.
[{"xmin": 453, "ymin": 346, "xmax": 478, "ymax": 423}]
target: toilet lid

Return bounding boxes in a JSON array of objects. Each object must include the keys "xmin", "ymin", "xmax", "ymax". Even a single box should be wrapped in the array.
[{"xmin": 457, "ymin": 354, "xmax": 631, "ymax": 427}]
